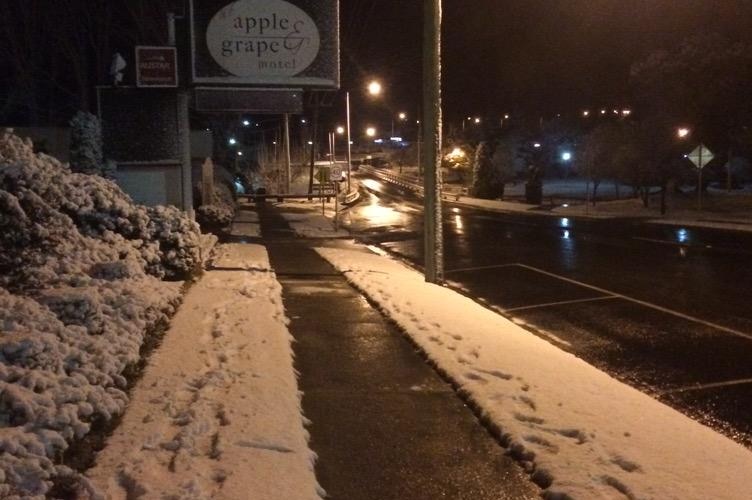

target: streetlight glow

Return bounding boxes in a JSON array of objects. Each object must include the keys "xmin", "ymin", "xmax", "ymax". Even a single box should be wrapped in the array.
[
  {"xmin": 562, "ymin": 152, "xmax": 573, "ymax": 161},
  {"xmin": 583, "ymin": 110, "xmax": 590, "ymax": 117},
  {"xmin": 366, "ymin": 127, "xmax": 377, "ymax": 137},
  {"xmin": 336, "ymin": 126, "xmax": 345, "ymax": 135},
  {"xmin": 242, "ymin": 119, "xmax": 250, "ymax": 126},
  {"xmin": 398, "ymin": 112, "xmax": 407, "ymax": 121},
  {"xmin": 677, "ymin": 127, "xmax": 691, "ymax": 139},
  {"xmin": 228, "ymin": 138, "xmax": 237, "ymax": 146},
  {"xmin": 474, "ymin": 117, "xmax": 481, "ymax": 124},
  {"xmin": 367, "ymin": 80, "xmax": 382, "ymax": 96}
]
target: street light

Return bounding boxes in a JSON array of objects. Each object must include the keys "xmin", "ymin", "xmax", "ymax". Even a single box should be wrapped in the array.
[
  {"xmin": 367, "ymin": 80, "xmax": 382, "ymax": 96},
  {"xmin": 336, "ymin": 126, "xmax": 345, "ymax": 135},
  {"xmin": 228, "ymin": 138, "xmax": 237, "ymax": 146},
  {"xmin": 398, "ymin": 112, "xmax": 407, "ymax": 121},
  {"xmin": 677, "ymin": 127, "xmax": 691, "ymax": 139},
  {"xmin": 366, "ymin": 127, "xmax": 377, "ymax": 138}
]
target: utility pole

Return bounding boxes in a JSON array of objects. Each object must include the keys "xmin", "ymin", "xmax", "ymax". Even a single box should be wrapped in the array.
[
  {"xmin": 284, "ymin": 113, "xmax": 291, "ymax": 193},
  {"xmin": 346, "ymin": 91, "xmax": 353, "ymax": 193},
  {"xmin": 423, "ymin": 0, "xmax": 443, "ymax": 283}
]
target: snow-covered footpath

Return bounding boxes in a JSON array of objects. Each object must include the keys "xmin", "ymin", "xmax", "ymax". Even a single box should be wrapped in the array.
[
  {"xmin": 315, "ymin": 244, "xmax": 752, "ymax": 500},
  {"xmin": 87, "ymin": 244, "xmax": 321, "ymax": 499}
]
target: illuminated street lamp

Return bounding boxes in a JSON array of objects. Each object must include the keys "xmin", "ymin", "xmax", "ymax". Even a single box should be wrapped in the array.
[
  {"xmin": 336, "ymin": 126, "xmax": 345, "ymax": 135},
  {"xmin": 228, "ymin": 138, "xmax": 237, "ymax": 146},
  {"xmin": 561, "ymin": 151, "xmax": 573, "ymax": 162},
  {"xmin": 366, "ymin": 127, "xmax": 377, "ymax": 138},
  {"xmin": 242, "ymin": 119, "xmax": 251, "ymax": 126},
  {"xmin": 398, "ymin": 112, "xmax": 407, "ymax": 121},
  {"xmin": 677, "ymin": 127, "xmax": 691, "ymax": 139},
  {"xmin": 583, "ymin": 110, "xmax": 590, "ymax": 117},
  {"xmin": 367, "ymin": 80, "xmax": 382, "ymax": 96},
  {"xmin": 474, "ymin": 117, "xmax": 481, "ymax": 124}
]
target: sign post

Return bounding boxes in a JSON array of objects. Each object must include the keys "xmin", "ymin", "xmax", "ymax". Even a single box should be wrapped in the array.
[{"xmin": 687, "ymin": 144, "xmax": 714, "ymax": 211}]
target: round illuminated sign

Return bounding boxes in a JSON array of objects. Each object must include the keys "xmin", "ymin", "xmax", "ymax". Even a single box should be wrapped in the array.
[{"xmin": 206, "ymin": 0, "xmax": 320, "ymax": 78}]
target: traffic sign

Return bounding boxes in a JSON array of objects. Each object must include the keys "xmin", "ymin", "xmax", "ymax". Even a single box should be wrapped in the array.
[
  {"xmin": 687, "ymin": 144, "xmax": 714, "ymax": 170},
  {"xmin": 330, "ymin": 165, "xmax": 343, "ymax": 181}
]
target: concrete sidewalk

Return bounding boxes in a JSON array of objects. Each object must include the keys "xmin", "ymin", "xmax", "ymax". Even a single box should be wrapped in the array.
[{"xmin": 257, "ymin": 204, "xmax": 539, "ymax": 499}]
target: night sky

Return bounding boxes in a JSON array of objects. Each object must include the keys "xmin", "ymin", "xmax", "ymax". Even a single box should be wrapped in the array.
[{"xmin": 339, "ymin": 0, "xmax": 752, "ymax": 126}]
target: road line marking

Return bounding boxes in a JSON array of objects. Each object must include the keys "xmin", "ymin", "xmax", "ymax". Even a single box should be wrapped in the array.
[
  {"xmin": 514, "ymin": 263, "xmax": 752, "ymax": 342},
  {"xmin": 502, "ymin": 295, "xmax": 620, "ymax": 313},
  {"xmin": 444, "ymin": 263, "xmax": 520, "ymax": 274},
  {"xmin": 659, "ymin": 378, "xmax": 752, "ymax": 395},
  {"xmin": 633, "ymin": 237, "xmax": 685, "ymax": 246}
]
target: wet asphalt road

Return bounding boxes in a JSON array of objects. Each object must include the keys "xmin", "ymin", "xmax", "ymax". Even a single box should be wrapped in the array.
[{"xmin": 345, "ymin": 175, "xmax": 752, "ymax": 448}]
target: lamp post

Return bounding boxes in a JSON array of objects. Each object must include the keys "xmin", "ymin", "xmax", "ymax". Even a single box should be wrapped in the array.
[{"xmin": 423, "ymin": 0, "xmax": 443, "ymax": 284}]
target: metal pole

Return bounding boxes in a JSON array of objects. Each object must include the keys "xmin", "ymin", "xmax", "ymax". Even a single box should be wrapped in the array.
[
  {"xmin": 178, "ymin": 91, "xmax": 194, "ymax": 219},
  {"xmin": 346, "ymin": 91, "xmax": 353, "ymax": 193},
  {"xmin": 698, "ymin": 147, "xmax": 703, "ymax": 211},
  {"xmin": 284, "ymin": 114, "xmax": 292, "ymax": 194},
  {"xmin": 423, "ymin": 0, "xmax": 443, "ymax": 283}
]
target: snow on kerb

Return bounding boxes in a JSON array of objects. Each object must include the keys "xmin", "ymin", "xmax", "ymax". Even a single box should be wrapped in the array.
[{"xmin": 315, "ymin": 245, "xmax": 752, "ymax": 500}]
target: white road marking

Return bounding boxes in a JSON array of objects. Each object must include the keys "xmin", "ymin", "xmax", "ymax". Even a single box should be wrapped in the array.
[
  {"xmin": 502, "ymin": 295, "xmax": 620, "ymax": 313},
  {"xmin": 514, "ymin": 263, "xmax": 752, "ymax": 342},
  {"xmin": 660, "ymin": 378, "xmax": 752, "ymax": 395},
  {"xmin": 444, "ymin": 263, "xmax": 520, "ymax": 274},
  {"xmin": 633, "ymin": 236, "xmax": 685, "ymax": 246}
]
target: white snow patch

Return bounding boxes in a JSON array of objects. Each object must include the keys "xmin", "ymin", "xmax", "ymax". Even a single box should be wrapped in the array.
[
  {"xmin": 315, "ymin": 245, "xmax": 752, "ymax": 500},
  {"xmin": 87, "ymin": 244, "xmax": 321, "ymax": 499}
]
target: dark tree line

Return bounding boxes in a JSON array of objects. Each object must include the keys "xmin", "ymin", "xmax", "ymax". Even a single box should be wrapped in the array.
[{"xmin": 0, "ymin": 0, "xmax": 179, "ymax": 125}]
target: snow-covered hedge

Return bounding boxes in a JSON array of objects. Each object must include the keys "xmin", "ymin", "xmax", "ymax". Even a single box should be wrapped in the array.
[
  {"xmin": 0, "ymin": 129, "xmax": 201, "ymax": 284},
  {"xmin": 197, "ymin": 181, "xmax": 235, "ymax": 230},
  {"xmin": 0, "ymin": 130, "xmax": 200, "ymax": 497}
]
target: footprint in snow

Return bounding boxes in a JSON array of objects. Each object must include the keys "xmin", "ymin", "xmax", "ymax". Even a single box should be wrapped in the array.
[
  {"xmin": 553, "ymin": 428, "xmax": 589, "ymax": 444},
  {"xmin": 464, "ymin": 372, "xmax": 487, "ymax": 383},
  {"xmin": 523, "ymin": 434, "xmax": 559, "ymax": 453},
  {"xmin": 513, "ymin": 412, "xmax": 545, "ymax": 425},
  {"xmin": 611, "ymin": 456, "xmax": 642, "ymax": 473},
  {"xmin": 519, "ymin": 395, "xmax": 537, "ymax": 411},
  {"xmin": 451, "ymin": 334, "xmax": 463, "ymax": 341},
  {"xmin": 475, "ymin": 369, "xmax": 513, "ymax": 381}
]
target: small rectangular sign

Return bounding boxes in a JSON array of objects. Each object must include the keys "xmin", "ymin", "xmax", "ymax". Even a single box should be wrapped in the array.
[{"xmin": 136, "ymin": 46, "xmax": 178, "ymax": 88}]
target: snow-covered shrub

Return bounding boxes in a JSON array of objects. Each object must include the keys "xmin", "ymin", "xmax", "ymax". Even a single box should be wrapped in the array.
[
  {"xmin": 69, "ymin": 111, "xmax": 104, "ymax": 176},
  {"xmin": 0, "ymin": 129, "xmax": 201, "ymax": 280},
  {"xmin": 0, "ymin": 129, "xmax": 198, "ymax": 495},
  {"xmin": 197, "ymin": 181, "xmax": 235, "ymax": 230}
]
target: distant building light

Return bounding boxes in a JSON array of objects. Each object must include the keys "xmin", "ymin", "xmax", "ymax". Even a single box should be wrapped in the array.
[
  {"xmin": 390, "ymin": 137, "xmax": 403, "ymax": 142},
  {"xmin": 533, "ymin": 142, "xmax": 542, "ymax": 149},
  {"xmin": 237, "ymin": 151, "xmax": 243, "ymax": 156},
  {"xmin": 242, "ymin": 120, "xmax": 251, "ymax": 126},
  {"xmin": 622, "ymin": 109, "xmax": 632, "ymax": 116},
  {"xmin": 445, "ymin": 147, "xmax": 466, "ymax": 160},
  {"xmin": 583, "ymin": 110, "xmax": 590, "ymax": 117},
  {"xmin": 504, "ymin": 114, "xmax": 510, "ymax": 119},
  {"xmin": 307, "ymin": 141, "xmax": 313, "ymax": 145},
  {"xmin": 301, "ymin": 119, "xmax": 307, "ymax": 124},
  {"xmin": 374, "ymin": 139, "xmax": 384, "ymax": 144},
  {"xmin": 228, "ymin": 138, "xmax": 237, "ymax": 145},
  {"xmin": 474, "ymin": 117, "xmax": 481, "ymax": 124},
  {"xmin": 600, "ymin": 109, "xmax": 607, "ymax": 115}
]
